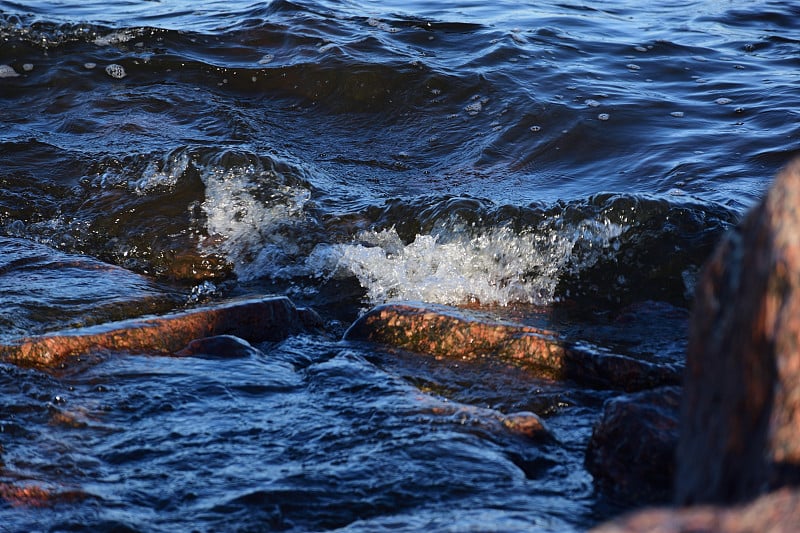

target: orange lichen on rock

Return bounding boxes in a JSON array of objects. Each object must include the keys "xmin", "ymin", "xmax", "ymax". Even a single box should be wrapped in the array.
[
  {"xmin": 0, "ymin": 296, "xmax": 322, "ymax": 367},
  {"xmin": 345, "ymin": 302, "xmax": 679, "ymax": 391}
]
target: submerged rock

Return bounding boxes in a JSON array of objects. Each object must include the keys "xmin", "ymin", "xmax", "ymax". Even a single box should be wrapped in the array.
[
  {"xmin": 586, "ymin": 386, "xmax": 680, "ymax": 503},
  {"xmin": 0, "ymin": 482, "xmax": 90, "ymax": 508},
  {"xmin": 0, "ymin": 296, "xmax": 322, "ymax": 366},
  {"xmin": 344, "ymin": 302, "xmax": 680, "ymax": 391},
  {"xmin": 592, "ymin": 488, "xmax": 800, "ymax": 533},
  {"xmin": 426, "ymin": 403, "xmax": 552, "ymax": 442},
  {"xmin": 175, "ymin": 334, "xmax": 263, "ymax": 359},
  {"xmin": 676, "ymin": 159, "xmax": 800, "ymax": 505}
]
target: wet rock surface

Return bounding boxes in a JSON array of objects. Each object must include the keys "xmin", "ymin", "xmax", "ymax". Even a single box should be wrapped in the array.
[
  {"xmin": 175, "ymin": 334, "xmax": 264, "ymax": 359},
  {"xmin": 586, "ymin": 386, "xmax": 680, "ymax": 504},
  {"xmin": 345, "ymin": 302, "xmax": 680, "ymax": 391},
  {"xmin": 591, "ymin": 160, "xmax": 800, "ymax": 530},
  {"xmin": 0, "ymin": 296, "xmax": 322, "ymax": 366},
  {"xmin": 0, "ymin": 236, "xmax": 183, "ymax": 338},
  {"xmin": 424, "ymin": 403, "xmax": 552, "ymax": 443},
  {"xmin": 677, "ymin": 159, "xmax": 800, "ymax": 505},
  {"xmin": 592, "ymin": 488, "xmax": 800, "ymax": 533}
]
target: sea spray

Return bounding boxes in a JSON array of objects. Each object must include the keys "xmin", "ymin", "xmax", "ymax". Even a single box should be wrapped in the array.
[
  {"xmin": 308, "ymin": 218, "xmax": 626, "ymax": 306},
  {"xmin": 199, "ymin": 159, "xmax": 316, "ymax": 281}
]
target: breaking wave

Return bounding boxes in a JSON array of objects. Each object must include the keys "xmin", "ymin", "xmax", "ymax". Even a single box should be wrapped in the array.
[{"xmin": 309, "ymin": 220, "xmax": 625, "ymax": 306}]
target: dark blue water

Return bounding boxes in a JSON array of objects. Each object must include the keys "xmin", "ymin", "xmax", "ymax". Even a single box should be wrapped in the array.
[{"xmin": 0, "ymin": 0, "xmax": 798, "ymax": 530}]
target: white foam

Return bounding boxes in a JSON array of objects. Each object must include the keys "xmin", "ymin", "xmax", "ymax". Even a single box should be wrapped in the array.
[
  {"xmin": 105, "ymin": 64, "xmax": 127, "ymax": 79},
  {"xmin": 310, "ymin": 218, "xmax": 625, "ymax": 306},
  {"xmin": 0, "ymin": 65, "xmax": 19, "ymax": 78},
  {"xmin": 198, "ymin": 163, "xmax": 312, "ymax": 281},
  {"xmin": 94, "ymin": 31, "xmax": 134, "ymax": 46},
  {"xmin": 129, "ymin": 151, "xmax": 190, "ymax": 194}
]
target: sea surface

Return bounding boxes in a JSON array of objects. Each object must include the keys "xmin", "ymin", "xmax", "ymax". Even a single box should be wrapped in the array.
[{"xmin": 0, "ymin": 0, "xmax": 798, "ymax": 531}]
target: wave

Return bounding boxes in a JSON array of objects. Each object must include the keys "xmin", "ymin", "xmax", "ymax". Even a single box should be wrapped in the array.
[
  {"xmin": 305, "ymin": 194, "xmax": 736, "ymax": 306},
  {"xmin": 0, "ymin": 137, "xmax": 737, "ymax": 306}
]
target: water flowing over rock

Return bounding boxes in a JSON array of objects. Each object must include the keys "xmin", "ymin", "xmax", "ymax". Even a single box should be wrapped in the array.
[
  {"xmin": 676, "ymin": 159, "xmax": 800, "ymax": 505},
  {"xmin": 175, "ymin": 334, "xmax": 264, "ymax": 359},
  {"xmin": 0, "ymin": 296, "xmax": 322, "ymax": 366},
  {"xmin": 344, "ymin": 302, "xmax": 680, "ymax": 391},
  {"xmin": 586, "ymin": 386, "xmax": 680, "ymax": 503}
]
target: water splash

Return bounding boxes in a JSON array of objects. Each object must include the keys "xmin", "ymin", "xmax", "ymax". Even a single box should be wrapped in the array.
[
  {"xmin": 90, "ymin": 149, "xmax": 191, "ymax": 194},
  {"xmin": 198, "ymin": 160, "xmax": 314, "ymax": 281},
  {"xmin": 309, "ymin": 217, "xmax": 625, "ymax": 306}
]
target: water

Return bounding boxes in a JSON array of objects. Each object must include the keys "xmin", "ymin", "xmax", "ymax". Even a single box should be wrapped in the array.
[{"xmin": 0, "ymin": 0, "xmax": 798, "ymax": 530}]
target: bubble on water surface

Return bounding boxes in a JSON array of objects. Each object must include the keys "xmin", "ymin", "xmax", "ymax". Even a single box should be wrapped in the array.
[
  {"xmin": 0, "ymin": 64, "xmax": 19, "ymax": 78},
  {"xmin": 258, "ymin": 54, "xmax": 274, "ymax": 65},
  {"xmin": 22, "ymin": 63, "xmax": 33, "ymax": 72},
  {"xmin": 367, "ymin": 18, "xmax": 398, "ymax": 33},
  {"xmin": 465, "ymin": 101, "xmax": 482, "ymax": 115},
  {"xmin": 105, "ymin": 64, "xmax": 127, "ymax": 79},
  {"xmin": 94, "ymin": 30, "xmax": 134, "ymax": 46},
  {"xmin": 465, "ymin": 96, "xmax": 487, "ymax": 116},
  {"xmin": 715, "ymin": 97, "xmax": 732, "ymax": 105},
  {"xmin": 670, "ymin": 111, "xmax": 684, "ymax": 118},
  {"xmin": 626, "ymin": 64, "xmax": 640, "ymax": 70},
  {"xmin": 598, "ymin": 113, "xmax": 610, "ymax": 121},
  {"xmin": 84, "ymin": 62, "xmax": 97, "ymax": 70},
  {"xmin": 530, "ymin": 125, "xmax": 541, "ymax": 132},
  {"xmin": 584, "ymin": 99, "xmax": 600, "ymax": 107}
]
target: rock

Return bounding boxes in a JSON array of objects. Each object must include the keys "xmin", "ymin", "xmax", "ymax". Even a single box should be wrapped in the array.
[
  {"xmin": 427, "ymin": 403, "xmax": 552, "ymax": 442},
  {"xmin": 0, "ymin": 296, "xmax": 323, "ymax": 367},
  {"xmin": 676, "ymin": 159, "xmax": 800, "ymax": 505},
  {"xmin": 175, "ymin": 334, "xmax": 262, "ymax": 359},
  {"xmin": 344, "ymin": 302, "xmax": 680, "ymax": 391},
  {"xmin": 586, "ymin": 386, "xmax": 680, "ymax": 503},
  {"xmin": 0, "ymin": 482, "xmax": 89, "ymax": 508},
  {"xmin": 0, "ymin": 236, "xmax": 183, "ymax": 338},
  {"xmin": 591, "ymin": 487, "xmax": 800, "ymax": 533}
]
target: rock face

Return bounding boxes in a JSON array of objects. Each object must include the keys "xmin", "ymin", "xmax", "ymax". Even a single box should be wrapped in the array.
[
  {"xmin": 676, "ymin": 159, "xmax": 800, "ymax": 505},
  {"xmin": 344, "ymin": 302, "xmax": 680, "ymax": 391},
  {"xmin": 592, "ymin": 488, "xmax": 800, "ymax": 533},
  {"xmin": 586, "ymin": 386, "xmax": 680, "ymax": 503},
  {"xmin": 0, "ymin": 296, "xmax": 322, "ymax": 366}
]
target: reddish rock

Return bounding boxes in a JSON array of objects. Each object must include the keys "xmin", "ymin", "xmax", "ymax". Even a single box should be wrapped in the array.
[
  {"xmin": 0, "ymin": 482, "xmax": 89, "ymax": 508},
  {"xmin": 586, "ymin": 386, "xmax": 680, "ymax": 503},
  {"xmin": 426, "ymin": 403, "xmax": 552, "ymax": 442},
  {"xmin": 676, "ymin": 160, "xmax": 800, "ymax": 505},
  {"xmin": 0, "ymin": 296, "xmax": 322, "ymax": 367},
  {"xmin": 344, "ymin": 302, "xmax": 680, "ymax": 391},
  {"xmin": 592, "ymin": 487, "xmax": 800, "ymax": 533}
]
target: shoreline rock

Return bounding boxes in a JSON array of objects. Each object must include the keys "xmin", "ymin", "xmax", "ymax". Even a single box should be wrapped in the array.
[
  {"xmin": 0, "ymin": 296, "xmax": 323, "ymax": 367},
  {"xmin": 592, "ymin": 488, "xmax": 800, "ymax": 533},
  {"xmin": 344, "ymin": 302, "xmax": 680, "ymax": 391},
  {"xmin": 586, "ymin": 386, "xmax": 680, "ymax": 504},
  {"xmin": 677, "ymin": 158, "xmax": 800, "ymax": 505},
  {"xmin": 592, "ymin": 159, "xmax": 800, "ymax": 530}
]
